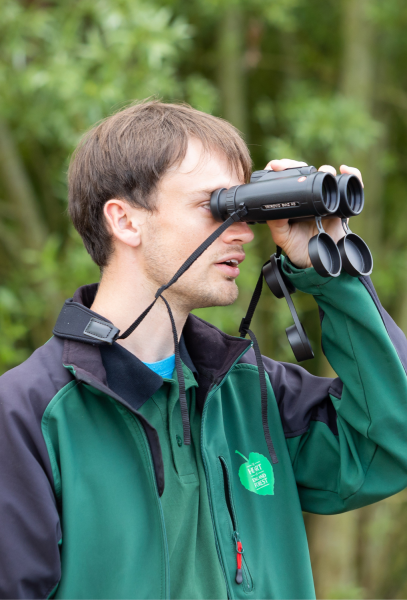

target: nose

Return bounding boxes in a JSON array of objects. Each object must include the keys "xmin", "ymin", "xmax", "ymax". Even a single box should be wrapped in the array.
[{"xmin": 221, "ymin": 221, "xmax": 254, "ymax": 245}]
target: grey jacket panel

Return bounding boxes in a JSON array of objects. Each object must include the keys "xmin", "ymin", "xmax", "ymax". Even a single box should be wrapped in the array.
[{"xmin": 0, "ymin": 336, "xmax": 71, "ymax": 599}]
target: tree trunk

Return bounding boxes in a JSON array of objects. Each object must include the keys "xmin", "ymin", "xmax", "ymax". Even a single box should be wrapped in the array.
[
  {"xmin": 339, "ymin": 2, "xmax": 388, "ymax": 596},
  {"xmin": 216, "ymin": 7, "xmax": 248, "ymax": 136},
  {"xmin": 0, "ymin": 120, "xmax": 62, "ymax": 349},
  {"xmin": 304, "ymin": 511, "xmax": 359, "ymax": 598},
  {"xmin": 340, "ymin": 0, "xmax": 384, "ymax": 254},
  {"xmin": 0, "ymin": 120, "xmax": 47, "ymax": 250}
]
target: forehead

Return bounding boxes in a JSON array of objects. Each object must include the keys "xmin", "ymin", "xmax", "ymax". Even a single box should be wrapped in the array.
[{"xmin": 161, "ymin": 137, "xmax": 244, "ymax": 192}]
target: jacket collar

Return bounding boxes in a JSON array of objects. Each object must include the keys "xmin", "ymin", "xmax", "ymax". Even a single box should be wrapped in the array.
[
  {"xmin": 54, "ymin": 283, "xmax": 251, "ymax": 497},
  {"xmin": 54, "ymin": 283, "xmax": 251, "ymax": 399}
]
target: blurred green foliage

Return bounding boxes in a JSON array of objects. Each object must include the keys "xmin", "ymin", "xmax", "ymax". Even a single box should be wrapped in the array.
[{"xmin": 1, "ymin": 0, "xmax": 407, "ymax": 596}]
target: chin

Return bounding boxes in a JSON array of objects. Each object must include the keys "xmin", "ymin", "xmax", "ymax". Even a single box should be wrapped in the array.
[
  {"xmin": 218, "ymin": 281, "xmax": 239, "ymax": 306},
  {"xmin": 193, "ymin": 280, "xmax": 239, "ymax": 309}
]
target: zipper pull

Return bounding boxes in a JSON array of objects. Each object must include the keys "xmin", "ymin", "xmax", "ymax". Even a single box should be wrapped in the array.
[{"xmin": 233, "ymin": 531, "xmax": 244, "ymax": 584}]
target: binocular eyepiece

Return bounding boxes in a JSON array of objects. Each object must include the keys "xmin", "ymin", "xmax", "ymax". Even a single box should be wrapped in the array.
[{"xmin": 210, "ymin": 166, "xmax": 372, "ymax": 278}]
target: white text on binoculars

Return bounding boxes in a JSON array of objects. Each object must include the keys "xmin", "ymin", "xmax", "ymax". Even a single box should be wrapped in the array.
[{"xmin": 262, "ymin": 202, "xmax": 299, "ymax": 209}]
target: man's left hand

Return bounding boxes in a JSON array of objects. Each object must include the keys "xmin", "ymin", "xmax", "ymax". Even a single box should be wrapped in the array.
[{"xmin": 265, "ymin": 159, "xmax": 364, "ymax": 269}]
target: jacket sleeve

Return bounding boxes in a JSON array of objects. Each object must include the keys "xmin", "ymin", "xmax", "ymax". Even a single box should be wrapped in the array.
[
  {"xmin": 270, "ymin": 259, "xmax": 407, "ymax": 514},
  {"xmin": 0, "ymin": 341, "xmax": 65, "ymax": 598}
]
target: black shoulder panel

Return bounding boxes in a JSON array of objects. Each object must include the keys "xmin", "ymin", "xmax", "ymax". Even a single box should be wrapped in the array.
[
  {"xmin": 239, "ymin": 348, "xmax": 339, "ymax": 438},
  {"xmin": 0, "ymin": 336, "xmax": 72, "ymax": 598}
]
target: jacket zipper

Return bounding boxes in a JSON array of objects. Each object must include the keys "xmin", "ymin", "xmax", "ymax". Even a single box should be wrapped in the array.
[
  {"xmin": 219, "ymin": 457, "xmax": 253, "ymax": 592},
  {"xmin": 233, "ymin": 532, "xmax": 243, "ymax": 584},
  {"xmin": 200, "ymin": 344, "xmax": 252, "ymax": 598}
]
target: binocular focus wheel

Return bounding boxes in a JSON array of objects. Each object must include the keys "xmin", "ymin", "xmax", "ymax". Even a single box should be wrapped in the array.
[
  {"xmin": 308, "ymin": 233, "xmax": 342, "ymax": 277},
  {"xmin": 286, "ymin": 323, "xmax": 314, "ymax": 362},
  {"xmin": 337, "ymin": 233, "xmax": 373, "ymax": 277},
  {"xmin": 262, "ymin": 257, "xmax": 296, "ymax": 298}
]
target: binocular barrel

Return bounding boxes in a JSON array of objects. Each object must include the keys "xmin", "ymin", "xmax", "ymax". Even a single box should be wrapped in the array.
[
  {"xmin": 210, "ymin": 166, "xmax": 364, "ymax": 223},
  {"xmin": 231, "ymin": 167, "xmax": 371, "ymax": 363},
  {"xmin": 210, "ymin": 165, "xmax": 371, "ymax": 279}
]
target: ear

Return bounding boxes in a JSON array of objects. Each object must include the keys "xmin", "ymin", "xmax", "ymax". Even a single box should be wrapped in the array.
[{"xmin": 103, "ymin": 199, "xmax": 144, "ymax": 248}]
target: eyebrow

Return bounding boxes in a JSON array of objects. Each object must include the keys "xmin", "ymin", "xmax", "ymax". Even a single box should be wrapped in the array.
[{"xmin": 190, "ymin": 187, "xmax": 223, "ymax": 195}]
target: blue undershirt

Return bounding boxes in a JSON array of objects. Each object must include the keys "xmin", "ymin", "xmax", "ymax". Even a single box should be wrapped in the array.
[{"xmin": 143, "ymin": 354, "xmax": 175, "ymax": 379}]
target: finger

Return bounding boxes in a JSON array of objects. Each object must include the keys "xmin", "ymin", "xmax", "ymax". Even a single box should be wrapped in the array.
[
  {"xmin": 265, "ymin": 159, "xmax": 308, "ymax": 171},
  {"xmin": 340, "ymin": 164, "xmax": 364, "ymax": 188},
  {"xmin": 267, "ymin": 218, "xmax": 290, "ymax": 233},
  {"xmin": 266, "ymin": 218, "xmax": 290, "ymax": 244},
  {"xmin": 318, "ymin": 164, "xmax": 337, "ymax": 176}
]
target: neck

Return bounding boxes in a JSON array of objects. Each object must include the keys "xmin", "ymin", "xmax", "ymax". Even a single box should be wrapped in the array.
[{"xmin": 91, "ymin": 261, "xmax": 189, "ymax": 363}]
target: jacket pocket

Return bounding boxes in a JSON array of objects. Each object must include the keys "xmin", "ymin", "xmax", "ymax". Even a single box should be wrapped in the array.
[{"xmin": 219, "ymin": 456, "xmax": 254, "ymax": 593}]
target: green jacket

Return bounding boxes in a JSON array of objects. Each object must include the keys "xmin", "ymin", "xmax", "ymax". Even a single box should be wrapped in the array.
[{"xmin": 1, "ymin": 264, "xmax": 407, "ymax": 599}]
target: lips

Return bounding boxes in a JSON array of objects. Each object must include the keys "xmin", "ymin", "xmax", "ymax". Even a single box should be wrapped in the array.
[{"xmin": 215, "ymin": 255, "xmax": 244, "ymax": 278}]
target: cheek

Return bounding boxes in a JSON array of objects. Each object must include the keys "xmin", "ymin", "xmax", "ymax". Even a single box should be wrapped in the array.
[
  {"xmin": 174, "ymin": 228, "xmax": 203, "ymax": 265},
  {"xmin": 145, "ymin": 217, "xmax": 199, "ymax": 265},
  {"xmin": 164, "ymin": 213, "xmax": 213, "ymax": 256}
]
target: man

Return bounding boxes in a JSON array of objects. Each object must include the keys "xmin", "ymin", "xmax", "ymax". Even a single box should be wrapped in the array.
[{"xmin": 1, "ymin": 100, "xmax": 407, "ymax": 600}]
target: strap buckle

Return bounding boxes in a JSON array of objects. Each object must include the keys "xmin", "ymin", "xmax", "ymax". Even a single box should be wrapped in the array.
[
  {"xmin": 230, "ymin": 203, "xmax": 248, "ymax": 222},
  {"xmin": 239, "ymin": 317, "xmax": 251, "ymax": 337},
  {"xmin": 83, "ymin": 317, "xmax": 120, "ymax": 345}
]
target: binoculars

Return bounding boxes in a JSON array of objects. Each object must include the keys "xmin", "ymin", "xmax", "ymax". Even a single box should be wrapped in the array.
[{"xmin": 210, "ymin": 165, "xmax": 373, "ymax": 278}]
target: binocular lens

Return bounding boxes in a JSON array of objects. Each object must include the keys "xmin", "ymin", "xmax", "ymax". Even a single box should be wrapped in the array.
[{"xmin": 321, "ymin": 175, "xmax": 339, "ymax": 213}]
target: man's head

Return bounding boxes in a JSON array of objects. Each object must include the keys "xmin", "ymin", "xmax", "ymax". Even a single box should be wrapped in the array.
[{"xmin": 69, "ymin": 100, "xmax": 254, "ymax": 311}]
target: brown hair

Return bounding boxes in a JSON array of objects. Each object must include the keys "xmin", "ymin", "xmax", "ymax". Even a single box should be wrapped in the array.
[{"xmin": 68, "ymin": 99, "xmax": 252, "ymax": 268}]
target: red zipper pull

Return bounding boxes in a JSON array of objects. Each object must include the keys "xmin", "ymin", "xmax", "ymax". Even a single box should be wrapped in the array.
[
  {"xmin": 236, "ymin": 540, "xmax": 243, "ymax": 584},
  {"xmin": 233, "ymin": 531, "xmax": 243, "ymax": 584}
]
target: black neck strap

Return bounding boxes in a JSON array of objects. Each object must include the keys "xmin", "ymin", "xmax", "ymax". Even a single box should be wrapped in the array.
[
  {"xmin": 239, "ymin": 266, "xmax": 266, "ymax": 338},
  {"xmin": 116, "ymin": 206, "xmax": 248, "ymax": 446},
  {"xmin": 115, "ymin": 203, "xmax": 278, "ymax": 465},
  {"xmin": 239, "ymin": 268, "xmax": 278, "ymax": 465}
]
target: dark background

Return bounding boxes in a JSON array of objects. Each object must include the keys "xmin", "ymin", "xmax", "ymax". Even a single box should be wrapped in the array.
[{"xmin": 1, "ymin": 0, "xmax": 407, "ymax": 596}]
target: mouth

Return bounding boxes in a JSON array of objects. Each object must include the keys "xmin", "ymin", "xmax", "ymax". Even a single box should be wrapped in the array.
[{"xmin": 214, "ymin": 256, "xmax": 244, "ymax": 278}]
